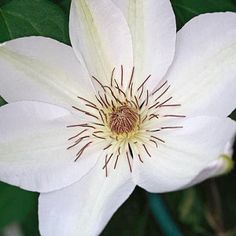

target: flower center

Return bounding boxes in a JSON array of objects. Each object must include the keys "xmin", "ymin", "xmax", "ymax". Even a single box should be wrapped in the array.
[
  {"xmin": 66, "ymin": 66, "xmax": 186, "ymax": 176},
  {"xmin": 109, "ymin": 105, "xmax": 139, "ymax": 135}
]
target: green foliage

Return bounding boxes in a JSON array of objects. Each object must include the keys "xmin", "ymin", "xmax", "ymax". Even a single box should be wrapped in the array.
[
  {"xmin": 165, "ymin": 188, "xmax": 208, "ymax": 235},
  {"xmin": 0, "ymin": 0, "xmax": 11, "ymax": 7},
  {"xmin": 178, "ymin": 189, "xmax": 205, "ymax": 232},
  {"xmin": 0, "ymin": 182, "xmax": 38, "ymax": 229},
  {"xmin": 102, "ymin": 188, "xmax": 161, "ymax": 236},
  {"xmin": 171, "ymin": 0, "xmax": 236, "ymax": 29},
  {"xmin": 51, "ymin": 0, "xmax": 71, "ymax": 14},
  {"xmin": 147, "ymin": 193, "xmax": 183, "ymax": 236},
  {"xmin": 230, "ymin": 109, "xmax": 236, "ymax": 121},
  {"xmin": 0, "ymin": 0, "xmax": 70, "ymax": 44},
  {"xmin": 217, "ymin": 172, "xmax": 236, "ymax": 230},
  {"xmin": 0, "ymin": 0, "xmax": 235, "ymax": 235},
  {"xmin": 0, "ymin": 97, "xmax": 6, "ymax": 106}
]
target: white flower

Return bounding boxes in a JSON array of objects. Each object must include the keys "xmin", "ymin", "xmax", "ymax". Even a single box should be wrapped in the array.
[{"xmin": 0, "ymin": 0, "xmax": 236, "ymax": 235}]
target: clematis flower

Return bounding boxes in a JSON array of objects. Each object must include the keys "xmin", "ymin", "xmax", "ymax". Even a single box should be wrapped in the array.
[{"xmin": 0, "ymin": 0, "xmax": 236, "ymax": 235}]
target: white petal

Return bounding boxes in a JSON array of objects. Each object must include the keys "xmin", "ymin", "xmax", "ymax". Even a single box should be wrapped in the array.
[
  {"xmin": 0, "ymin": 37, "xmax": 95, "ymax": 111},
  {"xmin": 184, "ymin": 155, "xmax": 234, "ymax": 188},
  {"xmin": 69, "ymin": 0, "xmax": 133, "ymax": 88},
  {"xmin": 39, "ymin": 156, "xmax": 135, "ymax": 236},
  {"xmin": 0, "ymin": 101, "xmax": 103, "ymax": 192},
  {"xmin": 132, "ymin": 116, "xmax": 236, "ymax": 193},
  {"xmin": 112, "ymin": 0, "xmax": 176, "ymax": 90},
  {"xmin": 166, "ymin": 13, "xmax": 236, "ymax": 117}
]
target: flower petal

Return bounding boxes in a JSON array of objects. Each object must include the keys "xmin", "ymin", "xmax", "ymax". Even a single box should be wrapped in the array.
[
  {"xmin": 132, "ymin": 116, "xmax": 236, "ymax": 193},
  {"xmin": 166, "ymin": 13, "xmax": 236, "ymax": 117},
  {"xmin": 69, "ymin": 0, "xmax": 133, "ymax": 88},
  {"xmin": 111, "ymin": 0, "xmax": 176, "ymax": 90},
  {"xmin": 39, "ymin": 156, "xmax": 135, "ymax": 236},
  {"xmin": 0, "ymin": 36, "xmax": 95, "ymax": 111},
  {"xmin": 0, "ymin": 101, "xmax": 103, "ymax": 192},
  {"xmin": 184, "ymin": 155, "xmax": 234, "ymax": 188}
]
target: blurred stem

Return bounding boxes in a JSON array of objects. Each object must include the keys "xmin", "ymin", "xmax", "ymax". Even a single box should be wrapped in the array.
[
  {"xmin": 205, "ymin": 179, "xmax": 226, "ymax": 236},
  {"xmin": 147, "ymin": 193, "xmax": 183, "ymax": 236}
]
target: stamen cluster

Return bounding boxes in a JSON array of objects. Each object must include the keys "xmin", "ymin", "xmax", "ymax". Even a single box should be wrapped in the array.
[
  {"xmin": 109, "ymin": 105, "xmax": 139, "ymax": 135},
  {"xmin": 67, "ymin": 66, "xmax": 185, "ymax": 176}
]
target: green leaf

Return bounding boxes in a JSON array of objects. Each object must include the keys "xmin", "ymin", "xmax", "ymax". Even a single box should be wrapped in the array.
[
  {"xmin": 21, "ymin": 200, "xmax": 40, "ymax": 236},
  {"xmin": 171, "ymin": 0, "xmax": 236, "ymax": 29},
  {"xmin": 0, "ymin": 0, "xmax": 70, "ymax": 44},
  {"xmin": 51, "ymin": 0, "xmax": 71, "ymax": 14},
  {"xmin": 58, "ymin": 0, "xmax": 71, "ymax": 13},
  {"xmin": 0, "ymin": 182, "xmax": 38, "ymax": 229},
  {"xmin": 0, "ymin": 96, "xmax": 6, "ymax": 106},
  {"xmin": 0, "ymin": 0, "xmax": 12, "ymax": 7},
  {"xmin": 230, "ymin": 109, "xmax": 236, "ymax": 121}
]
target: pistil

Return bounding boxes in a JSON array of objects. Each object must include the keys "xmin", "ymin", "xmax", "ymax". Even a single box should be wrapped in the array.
[{"xmin": 109, "ymin": 105, "xmax": 139, "ymax": 135}]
